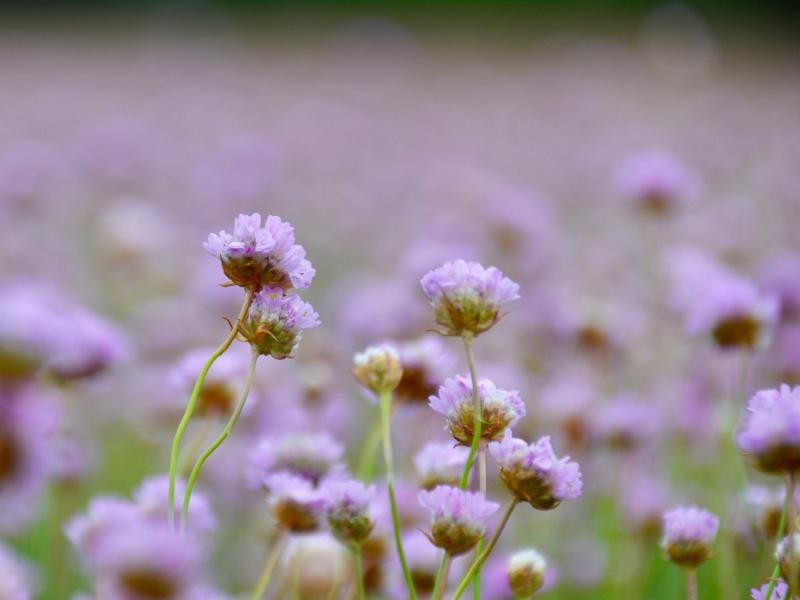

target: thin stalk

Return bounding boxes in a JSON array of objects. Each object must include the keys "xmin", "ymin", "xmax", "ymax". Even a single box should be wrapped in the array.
[
  {"xmin": 250, "ymin": 529, "xmax": 288, "ymax": 600},
  {"xmin": 787, "ymin": 471, "xmax": 797, "ymax": 535},
  {"xmin": 471, "ymin": 446, "xmax": 487, "ymax": 600},
  {"xmin": 452, "ymin": 499, "xmax": 519, "ymax": 600},
  {"xmin": 168, "ymin": 288, "xmax": 253, "ymax": 527},
  {"xmin": 458, "ymin": 333, "xmax": 482, "ymax": 490},
  {"xmin": 379, "ymin": 389, "xmax": 417, "ymax": 600},
  {"xmin": 356, "ymin": 415, "xmax": 383, "ymax": 482},
  {"xmin": 349, "ymin": 545, "xmax": 366, "ymax": 600},
  {"xmin": 431, "ymin": 553, "xmax": 452, "ymax": 600},
  {"xmin": 764, "ymin": 474, "xmax": 791, "ymax": 600},
  {"xmin": 685, "ymin": 569, "xmax": 697, "ymax": 600},
  {"xmin": 181, "ymin": 346, "xmax": 259, "ymax": 531}
]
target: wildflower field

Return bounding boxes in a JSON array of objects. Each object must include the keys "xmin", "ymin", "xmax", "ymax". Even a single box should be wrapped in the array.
[{"xmin": 1, "ymin": 5, "xmax": 799, "ymax": 599}]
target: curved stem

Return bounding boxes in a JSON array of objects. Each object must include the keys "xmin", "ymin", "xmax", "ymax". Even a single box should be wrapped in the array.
[
  {"xmin": 432, "ymin": 553, "xmax": 452, "ymax": 600},
  {"xmin": 458, "ymin": 333, "xmax": 481, "ymax": 490},
  {"xmin": 168, "ymin": 288, "xmax": 253, "ymax": 527},
  {"xmin": 452, "ymin": 499, "xmax": 519, "ymax": 600},
  {"xmin": 349, "ymin": 545, "xmax": 365, "ymax": 600},
  {"xmin": 380, "ymin": 389, "xmax": 417, "ymax": 600},
  {"xmin": 685, "ymin": 569, "xmax": 697, "ymax": 600},
  {"xmin": 181, "ymin": 346, "xmax": 259, "ymax": 531},
  {"xmin": 764, "ymin": 473, "xmax": 791, "ymax": 600},
  {"xmin": 250, "ymin": 529, "xmax": 288, "ymax": 600}
]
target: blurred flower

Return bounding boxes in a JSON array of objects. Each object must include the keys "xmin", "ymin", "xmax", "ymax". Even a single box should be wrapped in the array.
[
  {"xmin": 239, "ymin": 288, "xmax": 320, "ymax": 359},
  {"xmin": 750, "ymin": 579, "xmax": 788, "ymax": 600},
  {"xmin": 322, "ymin": 478, "xmax": 376, "ymax": 545},
  {"xmin": 65, "ymin": 496, "xmax": 141, "ymax": 566},
  {"xmin": 203, "ymin": 213, "xmax": 314, "ymax": 291},
  {"xmin": 247, "ymin": 431, "xmax": 345, "ymax": 487},
  {"xmin": 661, "ymin": 506, "xmax": 719, "ymax": 568},
  {"xmin": 613, "ymin": 150, "xmax": 697, "ymax": 214},
  {"xmin": 744, "ymin": 485, "xmax": 798, "ymax": 540},
  {"xmin": 401, "ymin": 531, "xmax": 443, "ymax": 596},
  {"xmin": 281, "ymin": 533, "xmax": 349, "ymax": 599},
  {"xmin": 394, "ymin": 336, "xmax": 453, "ymax": 404},
  {"xmin": 414, "ymin": 441, "xmax": 470, "ymax": 490},
  {"xmin": 489, "ymin": 431, "xmax": 582, "ymax": 510},
  {"xmin": 759, "ymin": 252, "xmax": 800, "ymax": 321},
  {"xmin": 737, "ymin": 385, "xmax": 800, "ymax": 473},
  {"xmin": 592, "ymin": 395, "xmax": 659, "ymax": 451},
  {"xmin": 352, "ymin": 343, "xmax": 403, "ymax": 395},
  {"xmin": 418, "ymin": 485, "xmax": 499, "ymax": 556},
  {"xmin": 0, "ymin": 542, "xmax": 38, "ymax": 600},
  {"xmin": 777, "ymin": 534, "xmax": 800, "ymax": 596},
  {"xmin": 265, "ymin": 471, "xmax": 325, "ymax": 533},
  {"xmin": 420, "ymin": 260, "xmax": 519, "ymax": 337},
  {"xmin": 507, "ymin": 548, "xmax": 547, "ymax": 599},
  {"xmin": 133, "ymin": 475, "xmax": 216, "ymax": 533},
  {"xmin": 429, "ymin": 375, "xmax": 525, "ymax": 446}
]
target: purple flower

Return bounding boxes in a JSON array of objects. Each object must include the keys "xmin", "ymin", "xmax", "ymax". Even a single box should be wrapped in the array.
[
  {"xmin": 429, "ymin": 375, "xmax": 525, "ymax": 446},
  {"xmin": 613, "ymin": 149, "xmax": 697, "ymax": 214},
  {"xmin": 93, "ymin": 522, "xmax": 205, "ymax": 600},
  {"xmin": 414, "ymin": 441, "xmax": 470, "ymax": 490},
  {"xmin": 661, "ymin": 506, "xmax": 719, "ymax": 568},
  {"xmin": 420, "ymin": 260, "xmax": 520, "ymax": 337},
  {"xmin": 759, "ymin": 252, "xmax": 800, "ymax": 320},
  {"xmin": 401, "ymin": 531, "xmax": 447, "ymax": 595},
  {"xmin": 736, "ymin": 385, "xmax": 800, "ymax": 473},
  {"xmin": 685, "ymin": 272, "xmax": 778, "ymax": 350},
  {"xmin": 0, "ymin": 285, "xmax": 59, "ymax": 380},
  {"xmin": 418, "ymin": 485, "xmax": 499, "ymax": 555},
  {"xmin": 133, "ymin": 475, "xmax": 216, "ymax": 533},
  {"xmin": 203, "ymin": 213, "xmax": 315, "ymax": 291},
  {"xmin": 745, "ymin": 485, "xmax": 799, "ymax": 539},
  {"xmin": 751, "ymin": 580, "xmax": 788, "ymax": 600},
  {"xmin": 265, "ymin": 471, "xmax": 325, "ymax": 533},
  {"xmin": 239, "ymin": 288, "xmax": 320, "ymax": 359},
  {"xmin": 0, "ymin": 542, "xmax": 38, "ymax": 600},
  {"xmin": 488, "ymin": 431, "xmax": 582, "ymax": 510},
  {"xmin": 247, "ymin": 431, "xmax": 345, "ymax": 487},
  {"xmin": 592, "ymin": 395, "xmax": 659, "ymax": 451},
  {"xmin": 321, "ymin": 478, "xmax": 376, "ymax": 545},
  {"xmin": 65, "ymin": 497, "xmax": 142, "ymax": 566},
  {"xmin": 352, "ymin": 343, "xmax": 403, "ymax": 395},
  {"xmin": 394, "ymin": 336, "xmax": 454, "ymax": 404}
]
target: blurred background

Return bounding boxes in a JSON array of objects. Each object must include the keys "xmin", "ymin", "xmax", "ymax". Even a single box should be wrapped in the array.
[{"xmin": 1, "ymin": 1, "xmax": 799, "ymax": 598}]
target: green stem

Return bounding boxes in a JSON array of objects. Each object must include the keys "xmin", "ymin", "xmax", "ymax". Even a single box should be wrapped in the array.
[
  {"xmin": 764, "ymin": 474, "xmax": 791, "ymax": 600},
  {"xmin": 452, "ymin": 499, "xmax": 519, "ymax": 600},
  {"xmin": 356, "ymin": 415, "xmax": 383, "ymax": 482},
  {"xmin": 379, "ymin": 389, "xmax": 417, "ymax": 600},
  {"xmin": 432, "ymin": 553, "xmax": 452, "ymax": 600},
  {"xmin": 471, "ymin": 446, "xmax": 487, "ymax": 600},
  {"xmin": 458, "ymin": 333, "xmax": 481, "ymax": 490},
  {"xmin": 250, "ymin": 529, "xmax": 287, "ymax": 600},
  {"xmin": 350, "ymin": 545, "xmax": 365, "ymax": 600},
  {"xmin": 168, "ymin": 288, "xmax": 253, "ymax": 527},
  {"xmin": 181, "ymin": 346, "xmax": 259, "ymax": 531}
]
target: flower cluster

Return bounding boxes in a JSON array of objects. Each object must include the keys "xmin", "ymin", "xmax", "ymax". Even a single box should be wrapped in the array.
[
  {"xmin": 736, "ymin": 385, "xmax": 800, "ymax": 473},
  {"xmin": 418, "ymin": 485, "xmax": 499, "ymax": 555},
  {"xmin": 239, "ymin": 288, "xmax": 320, "ymax": 359}
]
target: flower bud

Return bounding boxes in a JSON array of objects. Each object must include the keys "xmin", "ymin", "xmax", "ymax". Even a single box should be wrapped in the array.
[
  {"xmin": 322, "ymin": 479, "xmax": 376, "ymax": 546},
  {"xmin": 507, "ymin": 549, "xmax": 547, "ymax": 599},
  {"xmin": 353, "ymin": 344, "xmax": 402, "ymax": 395}
]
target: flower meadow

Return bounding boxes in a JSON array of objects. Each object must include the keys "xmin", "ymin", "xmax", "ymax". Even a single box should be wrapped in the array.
[{"xmin": 1, "ymin": 10, "xmax": 800, "ymax": 600}]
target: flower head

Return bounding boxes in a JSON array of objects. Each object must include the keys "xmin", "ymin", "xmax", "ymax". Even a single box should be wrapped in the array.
[
  {"xmin": 265, "ymin": 471, "xmax": 325, "ymax": 533},
  {"xmin": 420, "ymin": 260, "xmax": 520, "ymax": 337},
  {"xmin": 0, "ymin": 542, "xmax": 38, "ymax": 600},
  {"xmin": 247, "ymin": 431, "xmax": 345, "ymax": 487},
  {"xmin": 429, "ymin": 375, "xmax": 525, "ymax": 446},
  {"xmin": 322, "ymin": 478, "xmax": 376, "ymax": 545},
  {"xmin": 613, "ymin": 150, "xmax": 697, "ymax": 214},
  {"xmin": 751, "ymin": 580, "xmax": 788, "ymax": 600},
  {"xmin": 660, "ymin": 506, "xmax": 719, "ymax": 568},
  {"xmin": 736, "ymin": 385, "xmax": 800, "ymax": 473},
  {"xmin": 239, "ymin": 288, "xmax": 320, "ymax": 359},
  {"xmin": 418, "ymin": 485, "xmax": 499, "ymax": 556},
  {"xmin": 507, "ymin": 548, "xmax": 547, "ymax": 599},
  {"xmin": 203, "ymin": 213, "xmax": 315, "ymax": 291},
  {"xmin": 133, "ymin": 475, "xmax": 216, "ymax": 533},
  {"xmin": 394, "ymin": 336, "xmax": 454, "ymax": 404},
  {"xmin": 414, "ymin": 442, "xmax": 470, "ymax": 490},
  {"xmin": 489, "ymin": 431, "xmax": 582, "ymax": 510},
  {"xmin": 352, "ymin": 343, "xmax": 403, "ymax": 395}
]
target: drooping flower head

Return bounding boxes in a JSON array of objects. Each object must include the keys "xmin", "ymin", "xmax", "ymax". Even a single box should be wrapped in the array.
[
  {"xmin": 488, "ymin": 431, "xmax": 582, "ymax": 510},
  {"xmin": 414, "ymin": 441, "xmax": 470, "ymax": 490},
  {"xmin": 203, "ymin": 213, "xmax": 315, "ymax": 291},
  {"xmin": 417, "ymin": 485, "xmax": 499, "ymax": 556},
  {"xmin": 613, "ymin": 150, "xmax": 697, "ymax": 214},
  {"xmin": 322, "ymin": 478, "xmax": 376, "ymax": 545},
  {"xmin": 239, "ymin": 288, "xmax": 320, "ymax": 359},
  {"xmin": 429, "ymin": 375, "xmax": 525, "ymax": 446},
  {"xmin": 265, "ymin": 471, "xmax": 325, "ymax": 533},
  {"xmin": 352, "ymin": 343, "xmax": 403, "ymax": 396},
  {"xmin": 247, "ymin": 431, "xmax": 345, "ymax": 486},
  {"xmin": 736, "ymin": 385, "xmax": 800, "ymax": 473},
  {"xmin": 420, "ymin": 260, "xmax": 520, "ymax": 337},
  {"xmin": 660, "ymin": 506, "xmax": 719, "ymax": 569},
  {"xmin": 507, "ymin": 548, "xmax": 547, "ymax": 599},
  {"xmin": 394, "ymin": 336, "xmax": 454, "ymax": 404}
]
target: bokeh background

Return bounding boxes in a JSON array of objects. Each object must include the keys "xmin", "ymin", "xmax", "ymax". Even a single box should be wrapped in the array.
[{"xmin": 1, "ymin": 1, "xmax": 799, "ymax": 598}]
